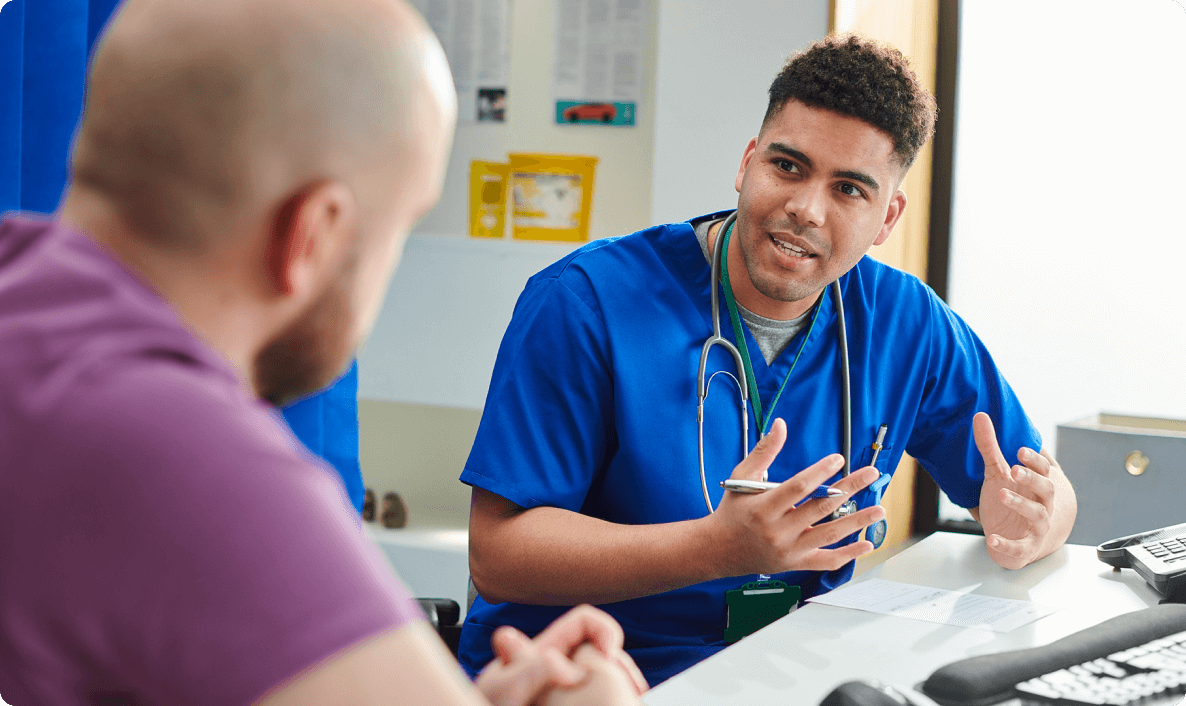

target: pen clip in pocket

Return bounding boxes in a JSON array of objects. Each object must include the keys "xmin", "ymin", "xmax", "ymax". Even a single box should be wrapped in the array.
[{"xmin": 858, "ymin": 443, "xmax": 894, "ymax": 472}]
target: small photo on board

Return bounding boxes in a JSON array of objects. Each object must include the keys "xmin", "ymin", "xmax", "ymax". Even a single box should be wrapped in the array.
[
  {"xmin": 477, "ymin": 88, "xmax": 506, "ymax": 122},
  {"xmin": 554, "ymin": 101, "xmax": 636, "ymax": 126}
]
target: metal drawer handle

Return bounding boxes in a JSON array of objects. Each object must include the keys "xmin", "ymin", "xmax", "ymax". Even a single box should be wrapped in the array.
[{"xmin": 1125, "ymin": 451, "xmax": 1150, "ymax": 476}]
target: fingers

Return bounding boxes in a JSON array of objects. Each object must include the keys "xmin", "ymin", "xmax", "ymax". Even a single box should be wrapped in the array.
[
  {"xmin": 817, "ymin": 465, "xmax": 880, "ymax": 505},
  {"xmin": 998, "ymin": 487, "xmax": 1050, "ymax": 528},
  {"xmin": 477, "ymin": 640, "xmax": 588, "ymax": 706},
  {"xmin": 537, "ymin": 611, "xmax": 647, "ymax": 696},
  {"xmin": 538, "ymin": 648, "xmax": 590, "ymax": 688},
  {"xmin": 832, "ymin": 465, "xmax": 881, "ymax": 494},
  {"xmin": 534, "ymin": 604, "xmax": 624, "ymax": 659},
  {"xmin": 572, "ymin": 644, "xmax": 645, "ymax": 693},
  {"xmin": 760, "ymin": 458, "xmax": 884, "ymax": 558},
  {"xmin": 728, "ymin": 418, "xmax": 788, "ymax": 481},
  {"xmin": 612, "ymin": 649, "xmax": 649, "ymax": 695},
  {"xmin": 1016, "ymin": 446, "xmax": 1051, "ymax": 477},
  {"xmin": 1009, "ymin": 463, "xmax": 1055, "ymax": 505},
  {"xmin": 1039, "ymin": 447, "xmax": 1060, "ymax": 473},
  {"xmin": 544, "ymin": 645, "xmax": 645, "ymax": 706},
  {"xmin": 985, "ymin": 533, "xmax": 1039, "ymax": 570},
  {"xmin": 803, "ymin": 505, "xmax": 885, "ymax": 549},
  {"xmin": 772, "ymin": 464, "xmax": 879, "ymax": 523},
  {"xmin": 794, "ymin": 536, "xmax": 878, "ymax": 572},
  {"xmin": 973, "ymin": 412, "xmax": 1010, "ymax": 480},
  {"xmin": 481, "ymin": 608, "xmax": 636, "ymax": 706},
  {"xmin": 491, "ymin": 625, "xmax": 531, "ymax": 663},
  {"xmin": 761, "ymin": 453, "xmax": 846, "ymax": 509}
]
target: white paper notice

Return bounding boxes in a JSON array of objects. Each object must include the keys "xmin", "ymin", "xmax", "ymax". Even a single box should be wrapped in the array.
[
  {"xmin": 807, "ymin": 579, "xmax": 1060, "ymax": 633},
  {"xmin": 552, "ymin": 0, "xmax": 648, "ymax": 125},
  {"xmin": 411, "ymin": 0, "xmax": 511, "ymax": 123}
]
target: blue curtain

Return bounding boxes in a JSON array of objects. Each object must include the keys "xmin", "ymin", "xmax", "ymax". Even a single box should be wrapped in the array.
[{"xmin": 0, "ymin": 0, "xmax": 365, "ymax": 513}]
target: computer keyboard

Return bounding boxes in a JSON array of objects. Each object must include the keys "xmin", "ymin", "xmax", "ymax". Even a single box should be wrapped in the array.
[
  {"xmin": 920, "ymin": 604, "xmax": 1186, "ymax": 706},
  {"xmin": 1012, "ymin": 631, "xmax": 1186, "ymax": 704}
]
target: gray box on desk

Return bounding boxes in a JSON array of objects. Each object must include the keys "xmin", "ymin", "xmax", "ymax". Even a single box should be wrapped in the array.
[{"xmin": 1058, "ymin": 413, "xmax": 1186, "ymax": 547}]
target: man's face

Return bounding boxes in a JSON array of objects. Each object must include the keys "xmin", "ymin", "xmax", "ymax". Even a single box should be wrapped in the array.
[
  {"xmin": 254, "ymin": 118, "xmax": 452, "ymax": 406},
  {"xmin": 732, "ymin": 99, "xmax": 907, "ymax": 317},
  {"xmin": 253, "ymin": 249, "xmax": 359, "ymax": 407}
]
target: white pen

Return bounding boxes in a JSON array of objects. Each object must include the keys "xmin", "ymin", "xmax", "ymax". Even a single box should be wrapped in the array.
[{"xmin": 720, "ymin": 479, "xmax": 846, "ymax": 499}]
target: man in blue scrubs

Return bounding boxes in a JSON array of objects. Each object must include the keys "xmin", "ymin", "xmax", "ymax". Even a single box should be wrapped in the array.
[{"xmin": 459, "ymin": 35, "xmax": 1077, "ymax": 686}]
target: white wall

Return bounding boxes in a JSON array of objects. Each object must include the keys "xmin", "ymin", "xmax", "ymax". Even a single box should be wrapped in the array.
[
  {"xmin": 948, "ymin": 0, "xmax": 1186, "ymax": 450},
  {"xmin": 650, "ymin": 0, "xmax": 829, "ymax": 224}
]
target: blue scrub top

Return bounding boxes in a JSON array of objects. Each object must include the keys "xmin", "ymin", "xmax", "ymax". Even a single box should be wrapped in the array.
[
  {"xmin": 459, "ymin": 212, "xmax": 1041, "ymax": 685},
  {"xmin": 281, "ymin": 361, "xmax": 364, "ymax": 513}
]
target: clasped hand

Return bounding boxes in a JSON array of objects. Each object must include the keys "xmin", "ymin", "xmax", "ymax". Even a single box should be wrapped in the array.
[
  {"xmin": 475, "ymin": 604, "xmax": 647, "ymax": 706},
  {"xmin": 707, "ymin": 418, "xmax": 887, "ymax": 577}
]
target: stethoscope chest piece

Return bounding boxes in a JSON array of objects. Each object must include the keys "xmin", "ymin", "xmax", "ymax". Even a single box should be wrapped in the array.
[
  {"xmin": 867, "ymin": 518, "xmax": 888, "ymax": 549},
  {"xmin": 832, "ymin": 500, "xmax": 887, "ymax": 549},
  {"xmin": 833, "ymin": 500, "xmax": 858, "ymax": 520}
]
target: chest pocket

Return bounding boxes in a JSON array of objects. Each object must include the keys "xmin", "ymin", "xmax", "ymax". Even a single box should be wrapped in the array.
[{"xmin": 858, "ymin": 443, "xmax": 894, "ymax": 472}]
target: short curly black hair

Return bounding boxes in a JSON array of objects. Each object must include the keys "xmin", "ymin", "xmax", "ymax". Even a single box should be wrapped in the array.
[{"xmin": 765, "ymin": 34, "xmax": 936, "ymax": 169}]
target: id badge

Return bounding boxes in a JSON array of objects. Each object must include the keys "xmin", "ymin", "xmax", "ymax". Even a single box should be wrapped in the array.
[{"xmin": 724, "ymin": 580, "xmax": 801, "ymax": 643}]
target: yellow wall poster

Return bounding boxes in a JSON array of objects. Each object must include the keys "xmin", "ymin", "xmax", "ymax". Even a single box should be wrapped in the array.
[
  {"xmin": 508, "ymin": 153, "xmax": 598, "ymax": 242},
  {"xmin": 469, "ymin": 160, "xmax": 509, "ymax": 238}
]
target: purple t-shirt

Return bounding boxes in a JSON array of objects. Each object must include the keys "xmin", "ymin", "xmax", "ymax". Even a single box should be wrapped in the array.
[{"xmin": 0, "ymin": 217, "xmax": 423, "ymax": 705}]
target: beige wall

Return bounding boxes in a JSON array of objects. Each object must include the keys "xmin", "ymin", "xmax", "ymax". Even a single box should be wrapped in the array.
[
  {"xmin": 410, "ymin": 0, "xmax": 659, "ymax": 241},
  {"xmin": 359, "ymin": 400, "xmax": 481, "ymax": 529},
  {"xmin": 832, "ymin": 0, "xmax": 940, "ymax": 555},
  {"xmin": 358, "ymin": 0, "xmax": 663, "ymax": 529},
  {"xmin": 364, "ymin": 0, "xmax": 893, "ymax": 537}
]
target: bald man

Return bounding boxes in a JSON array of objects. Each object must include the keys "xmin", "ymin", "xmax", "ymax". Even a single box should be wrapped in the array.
[{"xmin": 0, "ymin": 0, "xmax": 643, "ymax": 704}]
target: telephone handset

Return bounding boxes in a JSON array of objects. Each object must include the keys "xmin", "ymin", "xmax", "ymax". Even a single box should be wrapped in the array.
[{"xmin": 1097, "ymin": 521, "xmax": 1186, "ymax": 599}]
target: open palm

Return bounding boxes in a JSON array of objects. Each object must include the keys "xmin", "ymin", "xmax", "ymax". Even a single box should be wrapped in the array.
[{"xmin": 973, "ymin": 413, "xmax": 1055, "ymax": 569}]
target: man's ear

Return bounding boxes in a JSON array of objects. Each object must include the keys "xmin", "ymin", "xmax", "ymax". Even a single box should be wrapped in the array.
[
  {"xmin": 873, "ymin": 189, "xmax": 907, "ymax": 247},
  {"xmin": 735, "ymin": 137, "xmax": 759, "ymax": 193},
  {"xmin": 267, "ymin": 181, "xmax": 357, "ymax": 298}
]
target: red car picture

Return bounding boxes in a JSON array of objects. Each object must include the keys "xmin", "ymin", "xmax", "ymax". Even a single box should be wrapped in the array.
[{"xmin": 563, "ymin": 103, "xmax": 617, "ymax": 123}]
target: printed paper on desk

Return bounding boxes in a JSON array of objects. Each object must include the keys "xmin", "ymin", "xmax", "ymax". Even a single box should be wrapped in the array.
[{"xmin": 807, "ymin": 578, "xmax": 1060, "ymax": 633}]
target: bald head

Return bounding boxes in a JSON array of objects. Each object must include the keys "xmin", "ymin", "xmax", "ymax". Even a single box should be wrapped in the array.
[{"xmin": 71, "ymin": 0, "xmax": 456, "ymax": 249}]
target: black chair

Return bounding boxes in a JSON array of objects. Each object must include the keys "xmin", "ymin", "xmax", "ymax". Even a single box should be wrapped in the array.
[{"xmin": 416, "ymin": 598, "xmax": 462, "ymax": 656}]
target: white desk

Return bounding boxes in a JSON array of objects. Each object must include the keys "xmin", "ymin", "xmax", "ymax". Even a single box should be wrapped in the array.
[
  {"xmin": 365, "ymin": 525, "xmax": 471, "ymax": 617},
  {"xmin": 644, "ymin": 532, "xmax": 1163, "ymax": 706}
]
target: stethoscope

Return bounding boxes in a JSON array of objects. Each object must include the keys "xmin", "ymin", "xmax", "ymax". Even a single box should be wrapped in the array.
[{"xmin": 696, "ymin": 211, "xmax": 857, "ymax": 522}]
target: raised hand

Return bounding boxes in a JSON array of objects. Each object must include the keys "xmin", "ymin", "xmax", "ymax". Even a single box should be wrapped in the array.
[
  {"xmin": 706, "ymin": 418, "xmax": 886, "ymax": 578},
  {"xmin": 972, "ymin": 412, "xmax": 1060, "ymax": 569}
]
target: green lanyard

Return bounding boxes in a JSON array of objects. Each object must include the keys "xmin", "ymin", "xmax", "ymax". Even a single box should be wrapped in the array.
[{"xmin": 718, "ymin": 221, "xmax": 822, "ymax": 436}]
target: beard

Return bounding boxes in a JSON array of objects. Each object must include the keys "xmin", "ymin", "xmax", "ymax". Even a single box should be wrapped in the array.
[
  {"xmin": 253, "ymin": 261, "xmax": 358, "ymax": 407},
  {"xmin": 736, "ymin": 216, "xmax": 827, "ymax": 305}
]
